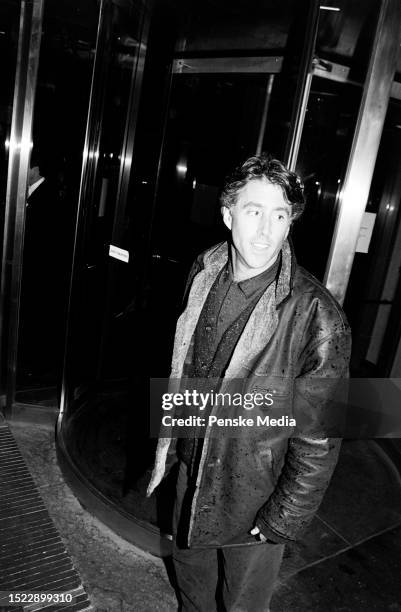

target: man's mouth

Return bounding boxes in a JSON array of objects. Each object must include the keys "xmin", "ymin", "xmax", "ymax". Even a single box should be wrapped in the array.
[{"xmin": 252, "ymin": 242, "xmax": 270, "ymax": 249}]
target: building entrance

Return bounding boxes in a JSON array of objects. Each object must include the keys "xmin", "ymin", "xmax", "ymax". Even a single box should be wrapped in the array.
[
  {"xmin": 2, "ymin": 0, "xmax": 400, "ymax": 555},
  {"xmin": 59, "ymin": 0, "xmax": 330, "ymax": 552},
  {"xmin": 56, "ymin": 0, "xmax": 394, "ymax": 554}
]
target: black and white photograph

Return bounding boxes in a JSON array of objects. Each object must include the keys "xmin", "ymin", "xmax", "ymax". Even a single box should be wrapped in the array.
[{"xmin": 1, "ymin": 0, "xmax": 401, "ymax": 610}]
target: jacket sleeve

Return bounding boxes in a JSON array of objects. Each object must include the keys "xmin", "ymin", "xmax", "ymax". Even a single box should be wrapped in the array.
[{"xmin": 256, "ymin": 324, "xmax": 351, "ymax": 543}]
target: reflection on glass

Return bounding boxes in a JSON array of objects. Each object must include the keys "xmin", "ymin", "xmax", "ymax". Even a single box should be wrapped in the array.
[
  {"xmin": 61, "ymin": 0, "xmax": 156, "ymax": 530},
  {"xmin": 176, "ymin": 0, "xmax": 296, "ymax": 53},
  {"xmin": 16, "ymin": 0, "xmax": 99, "ymax": 401},
  {"xmin": 67, "ymin": 0, "xmax": 144, "ymax": 394},
  {"xmin": 317, "ymin": 0, "xmax": 380, "ymax": 81},
  {"xmin": 344, "ymin": 98, "xmax": 401, "ymax": 376},
  {"xmin": 292, "ymin": 0, "xmax": 381, "ymax": 281}
]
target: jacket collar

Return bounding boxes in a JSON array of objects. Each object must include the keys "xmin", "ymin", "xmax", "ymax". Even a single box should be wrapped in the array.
[{"xmin": 203, "ymin": 238, "xmax": 295, "ymax": 308}]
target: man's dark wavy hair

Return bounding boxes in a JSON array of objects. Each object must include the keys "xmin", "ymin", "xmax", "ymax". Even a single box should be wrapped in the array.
[{"xmin": 220, "ymin": 154, "xmax": 305, "ymax": 220}]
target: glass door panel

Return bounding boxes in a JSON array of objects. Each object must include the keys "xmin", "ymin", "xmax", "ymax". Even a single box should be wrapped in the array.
[
  {"xmin": 15, "ymin": 0, "xmax": 100, "ymax": 404},
  {"xmin": 60, "ymin": 0, "xmax": 156, "ymax": 530},
  {"xmin": 65, "ymin": 0, "xmax": 146, "ymax": 408},
  {"xmin": 138, "ymin": 0, "xmax": 313, "ymax": 379},
  {"xmin": 292, "ymin": 0, "xmax": 381, "ymax": 280},
  {"xmin": 344, "ymin": 98, "xmax": 401, "ymax": 376}
]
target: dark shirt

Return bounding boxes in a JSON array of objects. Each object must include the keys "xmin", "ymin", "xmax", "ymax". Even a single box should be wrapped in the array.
[
  {"xmin": 194, "ymin": 255, "xmax": 281, "ymax": 377},
  {"xmin": 178, "ymin": 254, "xmax": 281, "ymax": 466}
]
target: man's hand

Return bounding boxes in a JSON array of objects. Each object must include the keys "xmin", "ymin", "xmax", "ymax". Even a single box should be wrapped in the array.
[
  {"xmin": 146, "ymin": 470, "xmax": 164, "ymax": 497},
  {"xmin": 250, "ymin": 526, "xmax": 267, "ymax": 542},
  {"xmin": 146, "ymin": 439, "xmax": 170, "ymax": 497}
]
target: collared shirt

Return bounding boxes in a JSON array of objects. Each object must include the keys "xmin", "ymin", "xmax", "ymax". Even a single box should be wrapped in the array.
[
  {"xmin": 192, "ymin": 253, "xmax": 281, "ymax": 379},
  {"xmin": 178, "ymin": 253, "xmax": 281, "ymax": 467},
  {"xmin": 213, "ymin": 255, "xmax": 281, "ymax": 351},
  {"xmin": 27, "ymin": 176, "xmax": 45, "ymax": 200}
]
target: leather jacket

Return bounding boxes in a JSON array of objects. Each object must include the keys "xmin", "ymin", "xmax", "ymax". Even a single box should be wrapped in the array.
[{"xmin": 152, "ymin": 239, "xmax": 351, "ymax": 548}]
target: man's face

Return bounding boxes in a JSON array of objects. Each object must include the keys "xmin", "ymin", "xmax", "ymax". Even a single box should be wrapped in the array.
[{"xmin": 222, "ymin": 179, "xmax": 292, "ymax": 281}]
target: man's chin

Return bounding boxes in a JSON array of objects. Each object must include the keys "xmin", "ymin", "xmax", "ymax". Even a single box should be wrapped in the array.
[
  {"xmin": 237, "ymin": 262, "xmax": 273, "ymax": 280},
  {"xmin": 246, "ymin": 255, "xmax": 274, "ymax": 271}
]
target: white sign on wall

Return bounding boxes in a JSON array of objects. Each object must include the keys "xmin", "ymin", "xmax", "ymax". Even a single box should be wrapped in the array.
[
  {"xmin": 356, "ymin": 212, "xmax": 376, "ymax": 253},
  {"xmin": 109, "ymin": 244, "xmax": 129, "ymax": 263}
]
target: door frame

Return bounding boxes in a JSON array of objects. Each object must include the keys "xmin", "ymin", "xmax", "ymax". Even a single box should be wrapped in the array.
[
  {"xmin": 0, "ymin": 0, "xmax": 44, "ymax": 419},
  {"xmin": 323, "ymin": 0, "xmax": 401, "ymax": 305}
]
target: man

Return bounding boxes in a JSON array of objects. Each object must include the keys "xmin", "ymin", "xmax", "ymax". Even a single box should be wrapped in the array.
[{"xmin": 147, "ymin": 154, "xmax": 351, "ymax": 611}]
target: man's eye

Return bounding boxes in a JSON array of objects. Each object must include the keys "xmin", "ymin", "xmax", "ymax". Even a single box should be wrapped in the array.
[{"xmin": 247, "ymin": 209, "xmax": 259, "ymax": 216}]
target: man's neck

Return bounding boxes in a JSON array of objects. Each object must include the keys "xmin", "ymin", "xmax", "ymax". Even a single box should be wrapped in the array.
[{"xmin": 229, "ymin": 247, "xmax": 279, "ymax": 283}]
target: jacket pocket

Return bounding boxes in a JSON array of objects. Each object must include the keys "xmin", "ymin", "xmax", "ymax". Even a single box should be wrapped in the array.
[
  {"xmin": 248, "ymin": 375, "xmax": 293, "ymax": 415},
  {"xmin": 254, "ymin": 443, "xmax": 274, "ymax": 473},
  {"xmin": 249, "ymin": 374, "xmax": 291, "ymax": 396}
]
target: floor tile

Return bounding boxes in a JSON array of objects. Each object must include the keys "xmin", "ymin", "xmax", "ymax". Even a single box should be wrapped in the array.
[
  {"xmin": 318, "ymin": 440, "xmax": 401, "ymax": 544},
  {"xmin": 279, "ymin": 515, "xmax": 348, "ymax": 580},
  {"xmin": 272, "ymin": 524, "xmax": 401, "ymax": 611}
]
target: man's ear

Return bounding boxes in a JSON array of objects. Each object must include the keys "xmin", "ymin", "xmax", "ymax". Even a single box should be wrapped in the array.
[
  {"xmin": 284, "ymin": 213, "xmax": 295, "ymax": 240},
  {"xmin": 222, "ymin": 206, "xmax": 232, "ymax": 230},
  {"xmin": 284, "ymin": 224, "xmax": 290, "ymax": 241}
]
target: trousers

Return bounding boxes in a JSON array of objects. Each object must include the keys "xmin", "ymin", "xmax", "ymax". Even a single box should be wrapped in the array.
[{"xmin": 172, "ymin": 461, "xmax": 284, "ymax": 612}]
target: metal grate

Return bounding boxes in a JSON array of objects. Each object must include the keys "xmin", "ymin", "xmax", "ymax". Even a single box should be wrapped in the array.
[{"xmin": 0, "ymin": 423, "xmax": 93, "ymax": 611}]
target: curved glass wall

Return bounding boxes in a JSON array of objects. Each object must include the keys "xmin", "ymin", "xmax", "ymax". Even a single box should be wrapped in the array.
[
  {"xmin": 53, "ymin": 0, "xmax": 392, "ymax": 555},
  {"xmin": 59, "ymin": 0, "xmax": 325, "ymax": 549}
]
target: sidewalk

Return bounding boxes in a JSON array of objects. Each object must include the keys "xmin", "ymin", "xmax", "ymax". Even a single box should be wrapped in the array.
[
  {"xmin": 8, "ymin": 420, "xmax": 401, "ymax": 611},
  {"xmin": 7, "ymin": 420, "xmax": 176, "ymax": 612}
]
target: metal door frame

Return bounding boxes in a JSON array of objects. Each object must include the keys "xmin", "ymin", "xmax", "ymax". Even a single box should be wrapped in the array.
[
  {"xmin": 0, "ymin": 0, "xmax": 44, "ymax": 418},
  {"xmin": 323, "ymin": 0, "xmax": 401, "ymax": 305}
]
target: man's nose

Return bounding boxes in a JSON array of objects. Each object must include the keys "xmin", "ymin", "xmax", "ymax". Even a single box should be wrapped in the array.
[{"xmin": 258, "ymin": 213, "xmax": 271, "ymax": 237}]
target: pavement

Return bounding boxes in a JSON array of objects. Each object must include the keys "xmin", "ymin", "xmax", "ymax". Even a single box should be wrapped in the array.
[{"xmin": 7, "ymin": 419, "xmax": 401, "ymax": 611}]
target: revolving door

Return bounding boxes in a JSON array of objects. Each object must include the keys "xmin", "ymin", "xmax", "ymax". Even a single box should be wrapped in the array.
[
  {"xmin": 52, "ymin": 0, "xmax": 400, "ymax": 555},
  {"xmin": 57, "ymin": 0, "xmax": 322, "ymax": 554}
]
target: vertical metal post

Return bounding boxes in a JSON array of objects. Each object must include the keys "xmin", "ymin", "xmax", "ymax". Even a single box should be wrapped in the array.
[
  {"xmin": 0, "ymin": 0, "xmax": 45, "ymax": 417},
  {"xmin": 285, "ymin": 0, "xmax": 320, "ymax": 171},
  {"xmin": 324, "ymin": 0, "xmax": 401, "ymax": 304},
  {"xmin": 256, "ymin": 75, "xmax": 274, "ymax": 156}
]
